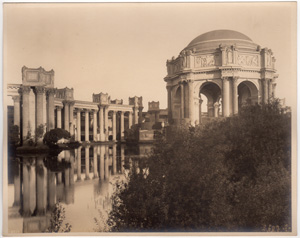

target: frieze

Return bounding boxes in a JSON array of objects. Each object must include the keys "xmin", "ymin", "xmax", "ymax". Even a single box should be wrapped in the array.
[
  {"xmin": 237, "ymin": 54, "xmax": 259, "ymax": 67},
  {"xmin": 195, "ymin": 55, "xmax": 216, "ymax": 68}
]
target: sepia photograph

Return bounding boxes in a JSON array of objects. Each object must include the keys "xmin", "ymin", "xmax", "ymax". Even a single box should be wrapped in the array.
[{"xmin": 2, "ymin": 1, "xmax": 297, "ymax": 236}]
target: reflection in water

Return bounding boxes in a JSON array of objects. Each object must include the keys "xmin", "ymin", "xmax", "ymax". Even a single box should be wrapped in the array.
[{"xmin": 7, "ymin": 143, "xmax": 153, "ymax": 233}]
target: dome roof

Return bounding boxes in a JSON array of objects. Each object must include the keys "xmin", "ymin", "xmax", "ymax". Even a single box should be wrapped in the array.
[{"xmin": 184, "ymin": 30, "xmax": 258, "ymax": 51}]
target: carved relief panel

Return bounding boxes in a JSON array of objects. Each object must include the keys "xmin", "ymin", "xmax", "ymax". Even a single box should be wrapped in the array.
[
  {"xmin": 237, "ymin": 54, "xmax": 259, "ymax": 67},
  {"xmin": 194, "ymin": 54, "xmax": 220, "ymax": 68}
]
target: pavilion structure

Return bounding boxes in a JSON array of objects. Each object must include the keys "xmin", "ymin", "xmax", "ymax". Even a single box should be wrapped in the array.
[
  {"xmin": 7, "ymin": 66, "xmax": 143, "ymax": 145},
  {"xmin": 164, "ymin": 30, "xmax": 278, "ymax": 125}
]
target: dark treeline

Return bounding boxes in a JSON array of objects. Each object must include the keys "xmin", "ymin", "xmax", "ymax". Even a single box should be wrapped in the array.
[{"xmin": 108, "ymin": 100, "xmax": 291, "ymax": 232}]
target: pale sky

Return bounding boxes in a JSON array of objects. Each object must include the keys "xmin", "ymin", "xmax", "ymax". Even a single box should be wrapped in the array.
[{"xmin": 3, "ymin": 2, "xmax": 297, "ymax": 110}]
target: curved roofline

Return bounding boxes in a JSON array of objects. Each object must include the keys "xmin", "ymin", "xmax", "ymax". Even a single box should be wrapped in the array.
[{"xmin": 186, "ymin": 30, "xmax": 254, "ymax": 48}]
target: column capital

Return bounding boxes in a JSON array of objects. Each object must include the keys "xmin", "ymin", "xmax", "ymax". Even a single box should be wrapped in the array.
[
  {"xmin": 84, "ymin": 108, "xmax": 91, "ymax": 112},
  {"xmin": 232, "ymin": 76, "xmax": 239, "ymax": 81},
  {"xmin": 76, "ymin": 108, "xmax": 82, "ymax": 112},
  {"xmin": 12, "ymin": 95, "xmax": 20, "ymax": 102},
  {"xmin": 166, "ymin": 85, "xmax": 173, "ymax": 90},
  {"xmin": 46, "ymin": 88, "xmax": 57, "ymax": 96},
  {"xmin": 221, "ymin": 76, "xmax": 229, "ymax": 81},
  {"xmin": 20, "ymin": 86, "xmax": 31, "ymax": 95},
  {"xmin": 34, "ymin": 86, "xmax": 45, "ymax": 95},
  {"xmin": 56, "ymin": 105, "xmax": 63, "ymax": 110},
  {"xmin": 63, "ymin": 100, "xmax": 75, "ymax": 106},
  {"xmin": 199, "ymin": 99, "xmax": 203, "ymax": 104}
]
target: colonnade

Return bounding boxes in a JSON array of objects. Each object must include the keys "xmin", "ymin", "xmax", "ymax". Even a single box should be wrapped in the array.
[
  {"xmin": 55, "ymin": 105, "xmax": 137, "ymax": 142},
  {"xmin": 12, "ymin": 86, "xmax": 56, "ymax": 144}
]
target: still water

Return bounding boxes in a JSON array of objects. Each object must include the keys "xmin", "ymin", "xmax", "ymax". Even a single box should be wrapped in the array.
[{"xmin": 7, "ymin": 143, "xmax": 153, "ymax": 233}]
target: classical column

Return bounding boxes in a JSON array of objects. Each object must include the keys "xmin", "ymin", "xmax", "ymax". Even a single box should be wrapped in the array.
[
  {"xmin": 93, "ymin": 110, "xmax": 98, "ymax": 141},
  {"xmin": 99, "ymin": 106, "xmax": 104, "ymax": 141},
  {"xmin": 180, "ymin": 83, "xmax": 185, "ymax": 119},
  {"xmin": 214, "ymin": 102, "xmax": 219, "ymax": 117},
  {"xmin": 104, "ymin": 107, "xmax": 109, "ymax": 141},
  {"xmin": 69, "ymin": 102, "xmax": 75, "ymax": 136},
  {"xmin": 120, "ymin": 111, "xmax": 124, "ymax": 140},
  {"xmin": 64, "ymin": 150, "xmax": 70, "ymax": 186},
  {"xmin": 76, "ymin": 147, "xmax": 82, "ymax": 181},
  {"xmin": 12, "ymin": 95, "xmax": 20, "ymax": 127},
  {"xmin": 63, "ymin": 101, "xmax": 70, "ymax": 131},
  {"xmin": 112, "ymin": 111, "xmax": 117, "ymax": 141},
  {"xmin": 208, "ymin": 102, "xmax": 214, "ymax": 117},
  {"xmin": 35, "ymin": 86, "xmax": 45, "ymax": 130},
  {"xmin": 85, "ymin": 146, "xmax": 90, "ymax": 180},
  {"xmin": 232, "ymin": 77, "xmax": 238, "ymax": 115},
  {"xmin": 84, "ymin": 109, "xmax": 90, "ymax": 142},
  {"xmin": 128, "ymin": 112, "xmax": 133, "ymax": 129},
  {"xmin": 138, "ymin": 107, "xmax": 143, "ymax": 124},
  {"xmin": 222, "ymin": 77, "xmax": 230, "ymax": 117},
  {"xmin": 76, "ymin": 109, "xmax": 81, "ymax": 142},
  {"xmin": 134, "ymin": 107, "xmax": 138, "ymax": 125},
  {"xmin": 93, "ymin": 146, "xmax": 98, "ymax": 178},
  {"xmin": 258, "ymin": 79, "xmax": 263, "ymax": 104},
  {"xmin": 188, "ymin": 80, "xmax": 195, "ymax": 125},
  {"xmin": 263, "ymin": 79, "xmax": 268, "ymax": 103},
  {"xmin": 166, "ymin": 85, "xmax": 172, "ymax": 123},
  {"xmin": 268, "ymin": 79, "xmax": 272, "ymax": 100},
  {"xmin": 47, "ymin": 88, "xmax": 56, "ymax": 130},
  {"xmin": 56, "ymin": 106, "xmax": 62, "ymax": 128},
  {"xmin": 20, "ymin": 86, "xmax": 31, "ymax": 143},
  {"xmin": 199, "ymin": 99, "xmax": 203, "ymax": 124}
]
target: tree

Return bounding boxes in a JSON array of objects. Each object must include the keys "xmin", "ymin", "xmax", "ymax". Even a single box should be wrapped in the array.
[
  {"xmin": 108, "ymin": 100, "xmax": 291, "ymax": 232},
  {"xmin": 43, "ymin": 128, "xmax": 71, "ymax": 146}
]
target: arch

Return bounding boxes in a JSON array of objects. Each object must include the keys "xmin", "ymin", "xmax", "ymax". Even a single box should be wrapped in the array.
[{"xmin": 238, "ymin": 80, "xmax": 258, "ymax": 109}]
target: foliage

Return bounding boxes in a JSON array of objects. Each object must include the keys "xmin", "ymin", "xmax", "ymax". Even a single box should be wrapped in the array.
[
  {"xmin": 46, "ymin": 202, "xmax": 72, "ymax": 233},
  {"xmin": 108, "ymin": 100, "xmax": 291, "ymax": 232},
  {"xmin": 124, "ymin": 124, "xmax": 140, "ymax": 142},
  {"xmin": 43, "ymin": 128, "xmax": 71, "ymax": 146}
]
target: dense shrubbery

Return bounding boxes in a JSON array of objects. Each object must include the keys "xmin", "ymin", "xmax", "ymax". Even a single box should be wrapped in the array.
[
  {"xmin": 43, "ymin": 128, "xmax": 71, "ymax": 146},
  {"xmin": 108, "ymin": 100, "xmax": 291, "ymax": 232}
]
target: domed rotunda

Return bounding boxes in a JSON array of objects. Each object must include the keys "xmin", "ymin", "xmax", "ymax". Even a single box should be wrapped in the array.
[{"xmin": 164, "ymin": 29, "xmax": 278, "ymax": 125}]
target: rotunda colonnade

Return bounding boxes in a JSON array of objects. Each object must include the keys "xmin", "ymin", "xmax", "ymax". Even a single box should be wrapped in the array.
[{"xmin": 164, "ymin": 29, "xmax": 278, "ymax": 125}]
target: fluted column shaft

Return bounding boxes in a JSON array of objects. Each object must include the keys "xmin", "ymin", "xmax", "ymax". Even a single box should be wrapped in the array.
[
  {"xmin": 47, "ymin": 89, "xmax": 56, "ymax": 130},
  {"xmin": 232, "ymin": 77, "xmax": 238, "ymax": 115},
  {"xmin": 120, "ymin": 111, "xmax": 124, "ymax": 140},
  {"xmin": 180, "ymin": 83, "xmax": 184, "ymax": 119},
  {"xmin": 166, "ymin": 86, "xmax": 172, "ymax": 122},
  {"xmin": 64, "ymin": 102, "xmax": 70, "ymax": 131},
  {"xmin": 35, "ymin": 86, "xmax": 45, "ymax": 130},
  {"xmin": 85, "ymin": 110, "xmax": 90, "ymax": 141},
  {"xmin": 36, "ymin": 157, "xmax": 46, "ymax": 216},
  {"xmin": 93, "ymin": 110, "xmax": 97, "ymax": 141},
  {"xmin": 12, "ymin": 95, "xmax": 20, "ymax": 127},
  {"xmin": 100, "ymin": 145, "xmax": 105, "ymax": 180},
  {"xmin": 69, "ymin": 102, "xmax": 74, "ymax": 136},
  {"xmin": 263, "ymin": 79, "xmax": 269, "ymax": 103},
  {"xmin": 199, "ymin": 99, "xmax": 203, "ymax": 124},
  {"xmin": 138, "ymin": 107, "xmax": 143, "ymax": 124},
  {"xmin": 112, "ymin": 145, "xmax": 117, "ymax": 175},
  {"xmin": 21, "ymin": 86, "xmax": 31, "ymax": 143},
  {"xmin": 112, "ymin": 111, "xmax": 117, "ymax": 141},
  {"xmin": 214, "ymin": 102, "xmax": 219, "ymax": 118},
  {"xmin": 99, "ymin": 107, "xmax": 104, "ymax": 141},
  {"xmin": 128, "ymin": 112, "xmax": 133, "ymax": 129},
  {"xmin": 57, "ymin": 106, "xmax": 62, "ymax": 128},
  {"xmin": 222, "ymin": 77, "xmax": 230, "ymax": 117},
  {"xmin": 134, "ymin": 107, "xmax": 138, "ymax": 125},
  {"xmin": 188, "ymin": 81, "xmax": 194, "ymax": 125},
  {"xmin": 258, "ymin": 79, "xmax": 263, "ymax": 104},
  {"xmin": 104, "ymin": 107, "xmax": 109, "ymax": 141},
  {"xmin": 76, "ymin": 109, "xmax": 81, "ymax": 142}
]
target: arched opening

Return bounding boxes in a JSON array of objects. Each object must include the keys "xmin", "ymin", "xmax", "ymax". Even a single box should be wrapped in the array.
[
  {"xmin": 198, "ymin": 82, "xmax": 221, "ymax": 123},
  {"xmin": 238, "ymin": 81, "xmax": 258, "ymax": 110}
]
